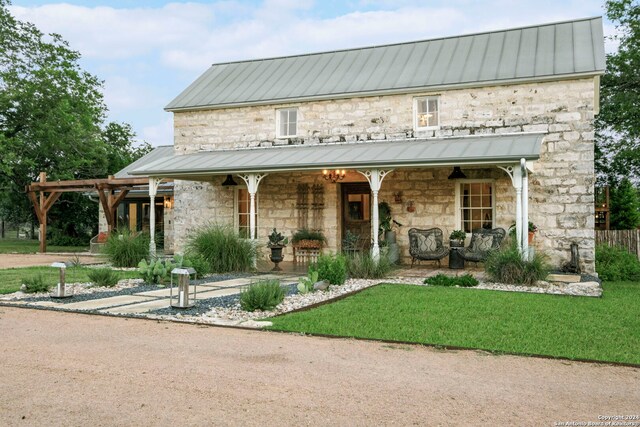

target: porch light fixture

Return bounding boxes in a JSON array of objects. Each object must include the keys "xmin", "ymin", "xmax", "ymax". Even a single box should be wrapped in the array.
[
  {"xmin": 322, "ymin": 169, "xmax": 346, "ymax": 183},
  {"xmin": 164, "ymin": 197, "xmax": 173, "ymax": 209},
  {"xmin": 221, "ymin": 174, "xmax": 238, "ymax": 187},
  {"xmin": 448, "ymin": 166, "xmax": 467, "ymax": 180}
]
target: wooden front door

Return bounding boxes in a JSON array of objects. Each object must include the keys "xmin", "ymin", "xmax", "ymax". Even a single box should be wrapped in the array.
[{"xmin": 341, "ymin": 183, "xmax": 371, "ymax": 250}]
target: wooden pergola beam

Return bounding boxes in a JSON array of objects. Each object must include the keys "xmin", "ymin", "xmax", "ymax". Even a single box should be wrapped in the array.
[{"xmin": 26, "ymin": 172, "xmax": 162, "ymax": 253}]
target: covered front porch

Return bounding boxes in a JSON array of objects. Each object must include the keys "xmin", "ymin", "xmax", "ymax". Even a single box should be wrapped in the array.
[{"xmin": 131, "ymin": 133, "xmax": 543, "ymax": 265}]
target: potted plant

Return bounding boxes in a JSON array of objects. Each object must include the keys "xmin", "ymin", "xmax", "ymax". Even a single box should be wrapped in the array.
[
  {"xmin": 291, "ymin": 228, "xmax": 326, "ymax": 249},
  {"xmin": 449, "ymin": 230, "xmax": 466, "ymax": 248},
  {"xmin": 509, "ymin": 222, "xmax": 538, "ymax": 244},
  {"xmin": 378, "ymin": 201, "xmax": 403, "ymax": 243},
  {"xmin": 267, "ymin": 228, "xmax": 288, "ymax": 271}
]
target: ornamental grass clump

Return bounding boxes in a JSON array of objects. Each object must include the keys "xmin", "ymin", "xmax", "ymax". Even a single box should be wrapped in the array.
[
  {"xmin": 596, "ymin": 244, "xmax": 640, "ymax": 282},
  {"xmin": 240, "ymin": 279, "xmax": 285, "ymax": 312},
  {"xmin": 87, "ymin": 268, "xmax": 120, "ymax": 287},
  {"xmin": 484, "ymin": 243, "xmax": 550, "ymax": 285},
  {"xmin": 21, "ymin": 273, "xmax": 53, "ymax": 293},
  {"xmin": 187, "ymin": 225, "xmax": 257, "ymax": 273},
  {"xmin": 346, "ymin": 251, "xmax": 395, "ymax": 279},
  {"xmin": 103, "ymin": 229, "xmax": 150, "ymax": 267}
]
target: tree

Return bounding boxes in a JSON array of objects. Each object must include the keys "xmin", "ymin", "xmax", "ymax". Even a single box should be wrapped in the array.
[
  {"xmin": 610, "ymin": 178, "xmax": 640, "ymax": 229},
  {"xmin": 0, "ymin": 0, "xmax": 150, "ymax": 243},
  {"xmin": 596, "ymin": 0, "xmax": 640, "ymax": 185}
]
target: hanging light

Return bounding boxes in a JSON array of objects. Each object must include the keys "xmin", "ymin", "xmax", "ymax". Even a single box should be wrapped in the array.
[
  {"xmin": 322, "ymin": 169, "xmax": 346, "ymax": 183},
  {"xmin": 221, "ymin": 174, "xmax": 238, "ymax": 186},
  {"xmin": 448, "ymin": 166, "xmax": 467, "ymax": 180}
]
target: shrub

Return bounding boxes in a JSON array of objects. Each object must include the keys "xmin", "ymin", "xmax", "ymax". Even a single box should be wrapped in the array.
[
  {"xmin": 186, "ymin": 225, "xmax": 257, "ymax": 273},
  {"xmin": 596, "ymin": 244, "xmax": 640, "ymax": 281},
  {"xmin": 240, "ymin": 279, "xmax": 285, "ymax": 311},
  {"xmin": 182, "ymin": 253, "xmax": 211, "ymax": 277},
  {"xmin": 87, "ymin": 268, "xmax": 120, "ymax": 287},
  {"xmin": 103, "ymin": 229, "xmax": 150, "ymax": 267},
  {"xmin": 424, "ymin": 273, "xmax": 479, "ymax": 287},
  {"xmin": 346, "ymin": 251, "xmax": 395, "ymax": 279},
  {"xmin": 484, "ymin": 243, "xmax": 550, "ymax": 285},
  {"xmin": 21, "ymin": 273, "xmax": 52, "ymax": 293},
  {"xmin": 313, "ymin": 254, "xmax": 347, "ymax": 285}
]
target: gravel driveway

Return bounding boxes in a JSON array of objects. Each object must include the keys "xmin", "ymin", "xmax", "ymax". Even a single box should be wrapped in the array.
[
  {"xmin": 1, "ymin": 307, "xmax": 638, "ymax": 426},
  {"xmin": 0, "ymin": 253, "xmax": 101, "ymax": 268}
]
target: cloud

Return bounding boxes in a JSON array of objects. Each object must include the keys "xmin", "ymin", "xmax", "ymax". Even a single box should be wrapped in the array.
[{"xmin": 9, "ymin": 0, "xmax": 611, "ymax": 148}]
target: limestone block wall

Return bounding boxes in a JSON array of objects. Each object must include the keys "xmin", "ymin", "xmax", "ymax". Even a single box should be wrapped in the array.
[{"xmin": 172, "ymin": 77, "xmax": 597, "ymax": 272}]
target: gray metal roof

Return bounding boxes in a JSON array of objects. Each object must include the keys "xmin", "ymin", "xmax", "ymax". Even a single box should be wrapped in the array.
[
  {"xmin": 114, "ymin": 145, "xmax": 175, "ymax": 178},
  {"xmin": 166, "ymin": 17, "xmax": 605, "ymax": 112},
  {"xmin": 130, "ymin": 133, "xmax": 544, "ymax": 178}
]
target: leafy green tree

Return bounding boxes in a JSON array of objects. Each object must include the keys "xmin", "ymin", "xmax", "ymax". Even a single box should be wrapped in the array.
[
  {"xmin": 0, "ymin": 1, "xmax": 151, "ymax": 243},
  {"xmin": 610, "ymin": 178, "xmax": 640, "ymax": 229},
  {"xmin": 596, "ymin": 0, "xmax": 640, "ymax": 184}
]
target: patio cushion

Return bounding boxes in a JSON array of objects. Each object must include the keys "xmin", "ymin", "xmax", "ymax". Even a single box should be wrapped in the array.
[
  {"xmin": 416, "ymin": 233, "xmax": 437, "ymax": 252},
  {"xmin": 471, "ymin": 235, "xmax": 493, "ymax": 252}
]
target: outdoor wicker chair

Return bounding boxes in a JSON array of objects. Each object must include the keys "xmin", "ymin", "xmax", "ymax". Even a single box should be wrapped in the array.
[
  {"xmin": 408, "ymin": 227, "xmax": 449, "ymax": 267},
  {"xmin": 459, "ymin": 227, "xmax": 506, "ymax": 264}
]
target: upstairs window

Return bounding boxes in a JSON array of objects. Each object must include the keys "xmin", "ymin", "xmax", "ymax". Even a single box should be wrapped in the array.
[
  {"xmin": 414, "ymin": 96, "xmax": 439, "ymax": 130},
  {"xmin": 276, "ymin": 108, "xmax": 298, "ymax": 138}
]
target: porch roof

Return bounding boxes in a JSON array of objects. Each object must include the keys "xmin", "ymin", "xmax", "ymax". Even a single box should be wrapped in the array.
[{"xmin": 130, "ymin": 133, "xmax": 544, "ymax": 179}]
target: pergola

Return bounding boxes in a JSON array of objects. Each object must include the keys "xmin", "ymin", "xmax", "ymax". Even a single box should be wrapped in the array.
[{"xmin": 26, "ymin": 172, "xmax": 152, "ymax": 253}]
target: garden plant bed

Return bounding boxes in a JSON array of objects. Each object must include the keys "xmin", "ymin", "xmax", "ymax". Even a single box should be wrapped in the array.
[{"xmin": 267, "ymin": 282, "xmax": 640, "ymax": 366}]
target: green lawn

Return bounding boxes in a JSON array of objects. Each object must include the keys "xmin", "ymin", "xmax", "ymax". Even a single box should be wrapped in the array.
[
  {"xmin": 268, "ymin": 282, "xmax": 640, "ymax": 365},
  {"xmin": 0, "ymin": 238, "xmax": 88, "ymax": 253},
  {"xmin": 0, "ymin": 266, "xmax": 140, "ymax": 294}
]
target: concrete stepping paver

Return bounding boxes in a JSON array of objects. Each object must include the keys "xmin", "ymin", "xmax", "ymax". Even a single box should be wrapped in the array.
[
  {"xmin": 63, "ymin": 295, "xmax": 155, "ymax": 311},
  {"xmin": 100, "ymin": 298, "xmax": 172, "ymax": 314}
]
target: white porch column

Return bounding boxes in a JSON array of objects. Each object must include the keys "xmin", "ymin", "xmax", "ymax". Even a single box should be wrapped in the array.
[
  {"xmin": 148, "ymin": 177, "xmax": 163, "ymax": 258},
  {"xmin": 358, "ymin": 169, "xmax": 392, "ymax": 260},
  {"xmin": 520, "ymin": 159, "xmax": 529, "ymax": 260},
  {"xmin": 238, "ymin": 173, "xmax": 267, "ymax": 240},
  {"xmin": 498, "ymin": 164, "xmax": 523, "ymax": 253}
]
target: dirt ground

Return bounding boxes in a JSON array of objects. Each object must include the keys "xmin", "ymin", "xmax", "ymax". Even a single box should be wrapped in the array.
[
  {"xmin": 1, "ymin": 307, "xmax": 638, "ymax": 426},
  {"xmin": 0, "ymin": 253, "xmax": 102, "ymax": 268}
]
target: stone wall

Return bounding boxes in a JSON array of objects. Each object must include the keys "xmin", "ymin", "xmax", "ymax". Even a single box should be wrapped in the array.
[{"xmin": 172, "ymin": 77, "xmax": 597, "ymax": 272}]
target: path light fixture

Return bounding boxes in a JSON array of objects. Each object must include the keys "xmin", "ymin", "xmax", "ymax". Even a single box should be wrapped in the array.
[
  {"xmin": 170, "ymin": 267, "xmax": 197, "ymax": 308},
  {"xmin": 221, "ymin": 174, "xmax": 238, "ymax": 187},
  {"xmin": 50, "ymin": 262, "xmax": 72, "ymax": 299},
  {"xmin": 448, "ymin": 166, "xmax": 467, "ymax": 180},
  {"xmin": 322, "ymin": 169, "xmax": 346, "ymax": 183}
]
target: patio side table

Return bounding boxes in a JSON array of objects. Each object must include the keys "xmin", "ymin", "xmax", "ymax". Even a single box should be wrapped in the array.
[{"xmin": 449, "ymin": 247, "xmax": 465, "ymax": 269}]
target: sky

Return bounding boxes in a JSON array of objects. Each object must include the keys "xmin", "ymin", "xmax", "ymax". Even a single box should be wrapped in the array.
[{"xmin": 9, "ymin": 0, "xmax": 614, "ymax": 147}]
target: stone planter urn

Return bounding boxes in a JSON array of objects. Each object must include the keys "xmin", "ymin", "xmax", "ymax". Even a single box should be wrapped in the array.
[{"xmin": 269, "ymin": 245, "xmax": 285, "ymax": 271}]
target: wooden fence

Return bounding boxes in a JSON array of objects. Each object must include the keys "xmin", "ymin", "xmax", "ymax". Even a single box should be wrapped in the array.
[{"xmin": 595, "ymin": 230, "xmax": 640, "ymax": 259}]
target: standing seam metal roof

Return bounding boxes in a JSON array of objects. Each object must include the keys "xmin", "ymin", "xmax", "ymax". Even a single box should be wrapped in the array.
[
  {"xmin": 166, "ymin": 17, "xmax": 605, "ymax": 111},
  {"xmin": 129, "ymin": 133, "xmax": 544, "ymax": 177}
]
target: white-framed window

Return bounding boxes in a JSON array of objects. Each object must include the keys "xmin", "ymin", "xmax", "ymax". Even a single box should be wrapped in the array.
[
  {"xmin": 413, "ymin": 96, "xmax": 440, "ymax": 130},
  {"xmin": 234, "ymin": 188, "xmax": 258, "ymax": 239},
  {"xmin": 276, "ymin": 108, "xmax": 298, "ymax": 138},
  {"xmin": 454, "ymin": 180, "xmax": 495, "ymax": 233}
]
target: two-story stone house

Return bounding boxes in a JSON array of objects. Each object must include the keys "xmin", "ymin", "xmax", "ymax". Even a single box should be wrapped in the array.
[{"xmin": 131, "ymin": 17, "xmax": 605, "ymax": 273}]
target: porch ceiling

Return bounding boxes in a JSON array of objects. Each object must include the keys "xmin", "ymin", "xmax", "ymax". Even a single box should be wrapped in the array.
[{"xmin": 130, "ymin": 133, "xmax": 544, "ymax": 179}]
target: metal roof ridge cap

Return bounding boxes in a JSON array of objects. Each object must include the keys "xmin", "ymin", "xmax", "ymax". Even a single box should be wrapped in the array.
[{"xmin": 202, "ymin": 16, "xmax": 602, "ymax": 68}]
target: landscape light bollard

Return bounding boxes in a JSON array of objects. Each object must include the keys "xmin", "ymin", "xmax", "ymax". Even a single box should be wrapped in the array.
[
  {"xmin": 170, "ymin": 267, "xmax": 197, "ymax": 309},
  {"xmin": 50, "ymin": 262, "xmax": 72, "ymax": 299}
]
